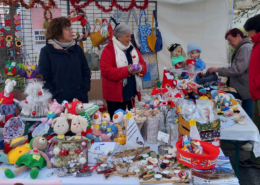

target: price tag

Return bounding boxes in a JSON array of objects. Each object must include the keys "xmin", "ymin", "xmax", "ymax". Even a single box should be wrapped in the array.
[
  {"xmin": 75, "ymin": 136, "xmax": 81, "ymax": 140},
  {"xmin": 157, "ymin": 131, "xmax": 169, "ymax": 143},
  {"xmin": 33, "ymin": 155, "xmax": 40, "ymax": 161},
  {"xmin": 25, "ymin": 143, "xmax": 30, "ymax": 148},
  {"xmin": 107, "ymin": 127, "xmax": 111, "ymax": 132},
  {"xmin": 126, "ymin": 112, "xmax": 132, "ymax": 120},
  {"xmin": 189, "ymin": 120, "xmax": 196, "ymax": 126}
]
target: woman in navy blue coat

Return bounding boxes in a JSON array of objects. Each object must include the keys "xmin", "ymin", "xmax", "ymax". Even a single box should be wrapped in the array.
[{"xmin": 39, "ymin": 17, "xmax": 90, "ymax": 103}]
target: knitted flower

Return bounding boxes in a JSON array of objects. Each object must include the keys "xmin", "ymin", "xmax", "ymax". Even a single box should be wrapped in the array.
[{"xmin": 167, "ymin": 100, "xmax": 175, "ymax": 108}]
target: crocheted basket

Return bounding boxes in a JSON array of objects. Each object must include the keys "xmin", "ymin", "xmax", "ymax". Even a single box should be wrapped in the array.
[{"xmin": 146, "ymin": 115, "xmax": 159, "ymax": 144}]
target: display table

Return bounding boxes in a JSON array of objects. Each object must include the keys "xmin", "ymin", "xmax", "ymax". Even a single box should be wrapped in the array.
[
  {"xmin": 0, "ymin": 141, "xmax": 225, "ymax": 185},
  {"xmin": 220, "ymin": 104, "xmax": 260, "ymax": 178}
]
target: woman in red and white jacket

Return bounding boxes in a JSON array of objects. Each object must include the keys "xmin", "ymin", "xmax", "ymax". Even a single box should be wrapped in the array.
[{"xmin": 100, "ymin": 22, "xmax": 147, "ymax": 118}]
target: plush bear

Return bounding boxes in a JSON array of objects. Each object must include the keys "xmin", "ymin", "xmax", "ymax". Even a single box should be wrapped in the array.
[
  {"xmin": 4, "ymin": 136, "xmax": 52, "ymax": 179},
  {"xmin": 41, "ymin": 99, "xmax": 65, "ymax": 125},
  {"xmin": 46, "ymin": 113, "xmax": 70, "ymax": 157}
]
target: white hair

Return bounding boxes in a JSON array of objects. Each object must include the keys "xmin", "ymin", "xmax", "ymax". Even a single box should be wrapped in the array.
[{"xmin": 113, "ymin": 23, "xmax": 132, "ymax": 38}]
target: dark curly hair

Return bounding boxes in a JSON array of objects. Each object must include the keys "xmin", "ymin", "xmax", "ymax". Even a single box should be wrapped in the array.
[
  {"xmin": 45, "ymin": 17, "xmax": 71, "ymax": 40},
  {"xmin": 244, "ymin": 14, "xmax": 260, "ymax": 33}
]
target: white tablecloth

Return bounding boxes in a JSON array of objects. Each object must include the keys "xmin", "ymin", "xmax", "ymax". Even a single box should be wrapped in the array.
[
  {"xmin": 220, "ymin": 104, "xmax": 260, "ymax": 157},
  {"xmin": 0, "ymin": 142, "xmax": 197, "ymax": 185}
]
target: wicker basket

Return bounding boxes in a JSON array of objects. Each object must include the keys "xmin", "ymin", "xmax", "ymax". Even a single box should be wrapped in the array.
[{"xmin": 147, "ymin": 114, "xmax": 160, "ymax": 144}]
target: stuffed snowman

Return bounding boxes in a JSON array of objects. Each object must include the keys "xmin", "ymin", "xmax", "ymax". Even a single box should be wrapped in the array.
[
  {"xmin": 102, "ymin": 113, "xmax": 111, "ymax": 122},
  {"xmin": 100, "ymin": 113, "xmax": 111, "ymax": 131},
  {"xmin": 91, "ymin": 111, "xmax": 102, "ymax": 130},
  {"xmin": 112, "ymin": 109, "xmax": 126, "ymax": 127}
]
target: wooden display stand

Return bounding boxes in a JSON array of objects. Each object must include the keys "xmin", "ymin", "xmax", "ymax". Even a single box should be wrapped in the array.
[{"xmin": 112, "ymin": 146, "xmax": 151, "ymax": 159}]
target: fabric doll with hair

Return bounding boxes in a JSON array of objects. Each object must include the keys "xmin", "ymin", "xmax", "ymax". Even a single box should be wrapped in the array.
[
  {"xmin": 187, "ymin": 43, "xmax": 206, "ymax": 71},
  {"xmin": 168, "ymin": 43, "xmax": 186, "ymax": 69}
]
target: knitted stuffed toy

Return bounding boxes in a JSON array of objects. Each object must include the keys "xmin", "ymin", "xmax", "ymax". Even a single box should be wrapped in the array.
[
  {"xmin": 41, "ymin": 99, "xmax": 65, "ymax": 125},
  {"xmin": 46, "ymin": 113, "xmax": 70, "ymax": 156},
  {"xmin": 67, "ymin": 115, "xmax": 91, "ymax": 146},
  {"xmin": 0, "ymin": 136, "xmax": 30, "ymax": 164},
  {"xmin": 64, "ymin": 98, "xmax": 95, "ymax": 143},
  {"xmin": 86, "ymin": 111, "xmax": 110, "ymax": 142},
  {"xmin": 4, "ymin": 136, "xmax": 52, "ymax": 179},
  {"xmin": 168, "ymin": 43, "xmax": 186, "ymax": 69},
  {"xmin": 0, "ymin": 79, "xmax": 19, "ymax": 117}
]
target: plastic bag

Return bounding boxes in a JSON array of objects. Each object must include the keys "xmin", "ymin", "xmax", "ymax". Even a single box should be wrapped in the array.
[
  {"xmin": 178, "ymin": 99, "xmax": 196, "ymax": 118},
  {"xmin": 196, "ymin": 100, "xmax": 215, "ymax": 123}
]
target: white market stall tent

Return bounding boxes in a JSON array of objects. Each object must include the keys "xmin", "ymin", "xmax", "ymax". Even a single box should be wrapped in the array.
[{"xmin": 156, "ymin": 0, "xmax": 230, "ymax": 80}]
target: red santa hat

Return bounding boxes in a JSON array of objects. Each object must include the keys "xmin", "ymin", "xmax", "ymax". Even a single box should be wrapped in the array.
[{"xmin": 64, "ymin": 100, "xmax": 83, "ymax": 115}]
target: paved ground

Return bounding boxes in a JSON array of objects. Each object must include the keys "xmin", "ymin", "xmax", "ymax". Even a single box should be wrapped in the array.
[{"xmin": 221, "ymin": 141, "xmax": 260, "ymax": 185}]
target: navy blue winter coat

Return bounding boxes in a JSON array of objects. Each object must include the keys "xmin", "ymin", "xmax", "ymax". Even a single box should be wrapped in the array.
[{"xmin": 39, "ymin": 41, "xmax": 91, "ymax": 103}]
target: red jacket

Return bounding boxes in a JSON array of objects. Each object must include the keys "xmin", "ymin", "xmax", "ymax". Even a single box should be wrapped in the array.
[
  {"xmin": 249, "ymin": 32, "xmax": 260, "ymax": 101},
  {"xmin": 100, "ymin": 42, "xmax": 147, "ymax": 102}
]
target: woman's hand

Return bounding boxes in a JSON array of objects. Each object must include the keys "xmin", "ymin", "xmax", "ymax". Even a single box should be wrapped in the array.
[
  {"xmin": 207, "ymin": 67, "xmax": 218, "ymax": 74},
  {"xmin": 127, "ymin": 65, "xmax": 139, "ymax": 75}
]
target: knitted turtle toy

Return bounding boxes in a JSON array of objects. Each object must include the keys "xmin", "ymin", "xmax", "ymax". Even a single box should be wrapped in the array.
[{"xmin": 4, "ymin": 136, "xmax": 52, "ymax": 179}]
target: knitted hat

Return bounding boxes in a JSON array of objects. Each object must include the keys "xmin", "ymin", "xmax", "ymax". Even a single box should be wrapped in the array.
[
  {"xmin": 65, "ymin": 100, "xmax": 83, "ymax": 115},
  {"xmin": 114, "ymin": 109, "xmax": 126, "ymax": 115},
  {"xmin": 168, "ymin": 43, "xmax": 180, "ymax": 52},
  {"xmin": 187, "ymin": 43, "xmax": 201, "ymax": 54}
]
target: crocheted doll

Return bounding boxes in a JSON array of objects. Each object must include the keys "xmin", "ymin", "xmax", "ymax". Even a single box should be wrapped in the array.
[
  {"xmin": 64, "ymin": 99, "xmax": 95, "ymax": 143},
  {"xmin": 0, "ymin": 79, "xmax": 19, "ymax": 117},
  {"xmin": 46, "ymin": 114, "xmax": 69, "ymax": 156},
  {"xmin": 67, "ymin": 115, "xmax": 91, "ymax": 146},
  {"xmin": 4, "ymin": 136, "xmax": 52, "ymax": 179},
  {"xmin": 168, "ymin": 43, "xmax": 186, "ymax": 69},
  {"xmin": 87, "ymin": 111, "xmax": 111, "ymax": 142},
  {"xmin": 41, "ymin": 99, "xmax": 65, "ymax": 125},
  {"xmin": 187, "ymin": 43, "xmax": 206, "ymax": 71}
]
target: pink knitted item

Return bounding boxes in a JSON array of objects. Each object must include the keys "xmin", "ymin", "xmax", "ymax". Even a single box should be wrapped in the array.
[{"xmin": 101, "ymin": 134, "xmax": 111, "ymax": 142}]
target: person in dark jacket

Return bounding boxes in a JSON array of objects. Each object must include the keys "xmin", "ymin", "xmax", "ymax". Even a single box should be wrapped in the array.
[{"xmin": 39, "ymin": 17, "xmax": 90, "ymax": 103}]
